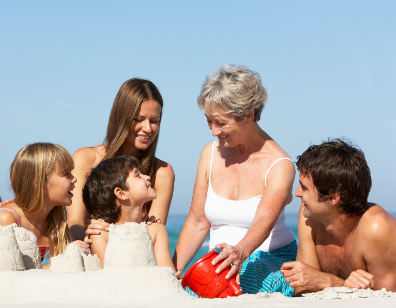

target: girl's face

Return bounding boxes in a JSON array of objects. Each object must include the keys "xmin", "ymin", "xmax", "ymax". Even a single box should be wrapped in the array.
[
  {"xmin": 44, "ymin": 169, "xmax": 77, "ymax": 207},
  {"xmin": 127, "ymin": 99, "xmax": 161, "ymax": 152},
  {"xmin": 124, "ymin": 168, "xmax": 157, "ymax": 204}
]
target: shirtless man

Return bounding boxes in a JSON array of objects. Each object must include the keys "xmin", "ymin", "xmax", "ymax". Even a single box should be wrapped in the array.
[{"xmin": 281, "ymin": 139, "xmax": 396, "ymax": 295}]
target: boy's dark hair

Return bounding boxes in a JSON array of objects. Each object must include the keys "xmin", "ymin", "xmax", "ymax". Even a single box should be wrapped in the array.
[
  {"xmin": 83, "ymin": 156, "xmax": 139, "ymax": 223},
  {"xmin": 296, "ymin": 138, "xmax": 372, "ymax": 217}
]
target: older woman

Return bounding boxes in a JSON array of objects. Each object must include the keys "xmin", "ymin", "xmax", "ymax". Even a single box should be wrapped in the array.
[{"xmin": 173, "ymin": 65, "xmax": 296, "ymax": 296}]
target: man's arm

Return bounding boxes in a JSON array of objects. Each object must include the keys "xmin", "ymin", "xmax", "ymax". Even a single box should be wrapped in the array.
[
  {"xmin": 281, "ymin": 204, "xmax": 344, "ymax": 295},
  {"xmin": 352, "ymin": 205, "xmax": 396, "ymax": 291}
]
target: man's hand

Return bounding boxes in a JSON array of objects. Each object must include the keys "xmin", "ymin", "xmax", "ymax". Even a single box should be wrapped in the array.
[
  {"xmin": 344, "ymin": 270, "xmax": 375, "ymax": 289},
  {"xmin": 281, "ymin": 261, "xmax": 343, "ymax": 292}
]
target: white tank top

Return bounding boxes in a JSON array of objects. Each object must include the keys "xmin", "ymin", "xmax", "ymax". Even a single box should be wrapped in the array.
[{"xmin": 205, "ymin": 142, "xmax": 295, "ymax": 252}]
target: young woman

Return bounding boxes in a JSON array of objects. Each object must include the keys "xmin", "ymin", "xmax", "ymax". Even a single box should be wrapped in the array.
[
  {"xmin": 0, "ymin": 143, "xmax": 89, "ymax": 269},
  {"xmin": 67, "ymin": 79, "xmax": 175, "ymax": 241}
]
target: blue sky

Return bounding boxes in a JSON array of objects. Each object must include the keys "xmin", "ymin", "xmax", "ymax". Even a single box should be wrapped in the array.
[{"xmin": 1, "ymin": 0, "xmax": 395, "ymax": 215}]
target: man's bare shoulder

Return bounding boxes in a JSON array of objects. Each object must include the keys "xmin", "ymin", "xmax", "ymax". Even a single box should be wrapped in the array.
[
  {"xmin": 357, "ymin": 204, "xmax": 396, "ymax": 240},
  {"xmin": 72, "ymin": 145, "xmax": 106, "ymax": 168}
]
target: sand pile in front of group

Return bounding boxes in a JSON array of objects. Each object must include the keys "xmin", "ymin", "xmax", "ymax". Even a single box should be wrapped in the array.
[
  {"xmin": 0, "ymin": 222, "xmax": 188, "ymax": 305},
  {"xmin": 0, "ymin": 223, "xmax": 395, "ymax": 307}
]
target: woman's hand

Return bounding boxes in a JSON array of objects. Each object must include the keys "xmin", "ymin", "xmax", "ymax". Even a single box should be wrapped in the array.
[
  {"xmin": 211, "ymin": 243, "xmax": 247, "ymax": 284},
  {"xmin": 84, "ymin": 218, "xmax": 110, "ymax": 244},
  {"xmin": 142, "ymin": 214, "xmax": 161, "ymax": 225},
  {"xmin": 0, "ymin": 199, "xmax": 14, "ymax": 207},
  {"xmin": 64, "ymin": 240, "xmax": 91, "ymax": 255}
]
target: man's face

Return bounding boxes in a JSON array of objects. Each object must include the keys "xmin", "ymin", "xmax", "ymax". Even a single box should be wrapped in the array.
[{"xmin": 295, "ymin": 172, "xmax": 329, "ymax": 220}]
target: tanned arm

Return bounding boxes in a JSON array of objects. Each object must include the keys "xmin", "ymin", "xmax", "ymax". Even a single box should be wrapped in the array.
[
  {"xmin": 172, "ymin": 143, "xmax": 212, "ymax": 278},
  {"xmin": 281, "ymin": 204, "xmax": 344, "ymax": 295},
  {"xmin": 68, "ymin": 147, "xmax": 97, "ymax": 241},
  {"xmin": 148, "ymin": 159, "xmax": 175, "ymax": 225},
  {"xmin": 352, "ymin": 205, "xmax": 396, "ymax": 291},
  {"xmin": 149, "ymin": 223, "xmax": 175, "ymax": 272},
  {"xmin": 90, "ymin": 231, "xmax": 109, "ymax": 269}
]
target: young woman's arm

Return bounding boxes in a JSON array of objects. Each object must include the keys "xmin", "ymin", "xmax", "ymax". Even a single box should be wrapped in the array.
[
  {"xmin": 148, "ymin": 159, "xmax": 175, "ymax": 225},
  {"xmin": 68, "ymin": 147, "xmax": 98, "ymax": 241},
  {"xmin": 149, "ymin": 223, "xmax": 175, "ymax": 272}
]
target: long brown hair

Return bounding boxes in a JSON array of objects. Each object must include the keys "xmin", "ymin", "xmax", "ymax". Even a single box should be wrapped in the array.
[
  {"xmin": 103, "ymin": 79, "xmax": 163, "ymax": 210},
  {"xmin": 10, "ymin": 143, "xmax": 73, "ymax": 257}
]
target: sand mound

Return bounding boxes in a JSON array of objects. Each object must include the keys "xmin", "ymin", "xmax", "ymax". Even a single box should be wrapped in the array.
[
  {"xmin": 0, "ymin": 224, "xmax": 40, "ymax": 271},
  {"xmin": 0, "ymin": 222, "xmax": 188, "ymax": 305},
  {"xmin": 50, "ymin": 244, "xmax": 101, "ymax": 272},
  {"xmin": 303, "ymin": 287, "xmax": 394, "ymax": 299},
  {"xmin": 104, "ymin": 222, "xmax": 157, "ymax": 269},
  {"xmin": 13, "ymin": 226, "xmax": 42, "ymax": 270}
]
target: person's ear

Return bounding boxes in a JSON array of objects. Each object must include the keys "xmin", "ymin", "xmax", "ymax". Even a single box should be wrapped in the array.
[
  {"xmin": 114, "ymin": 187, "xmax": 128, "ymax": 201},
  {"xmin": 41, "ymin": 181, "xmax": 48, "ymax": 194},
  {"xmin": 246, "ymin": 109, "xmax": 255, "ymax": 124},
  {"xmin": 330, "ymin": 191, "xmax": 341, "ymax": 206}
]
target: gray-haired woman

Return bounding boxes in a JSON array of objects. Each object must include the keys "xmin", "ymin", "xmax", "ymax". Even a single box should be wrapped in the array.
[{"xmin": 173, "ymin": 65, "xmax": 297, "ymax": 297}]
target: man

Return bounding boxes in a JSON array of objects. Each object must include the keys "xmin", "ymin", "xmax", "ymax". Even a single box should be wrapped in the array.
[{"xmin": 281, "ymin": 139, "xmax": 396, "ymax": 295}]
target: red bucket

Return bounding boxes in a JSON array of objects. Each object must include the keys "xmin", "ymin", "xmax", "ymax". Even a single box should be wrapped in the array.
[{"xmin": 182, "ymin": 249, "xmax": 242, "ymax": 298}]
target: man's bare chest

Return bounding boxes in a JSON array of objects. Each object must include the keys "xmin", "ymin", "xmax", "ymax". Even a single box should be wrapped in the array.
[{"xmin": 316, "ymin": 235, "xmax": 366, "ymax": 280}]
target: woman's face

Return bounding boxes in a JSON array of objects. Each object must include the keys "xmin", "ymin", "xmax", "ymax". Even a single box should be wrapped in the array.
[
  {"xmin": 127, "ymin": 99, "xmax": 162, "ymax": 152},
  {"xmin": 205, "ymin": 112, "xmax": 248, "ymax": 147}
]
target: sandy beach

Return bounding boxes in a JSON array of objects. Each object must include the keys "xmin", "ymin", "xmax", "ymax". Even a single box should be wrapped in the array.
[
  {"xmin": 1, "ymin": 223, "xmax": 395, "ymax": 308},
  {"xmin": 0, "ymin": 293, "xmax": 395, "ymax": 308}
]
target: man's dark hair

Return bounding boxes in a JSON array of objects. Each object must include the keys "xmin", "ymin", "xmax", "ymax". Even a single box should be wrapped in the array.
[
  {"xmin": 296, "ymin": 138, "xmax": 372, "ymax": 217},
  {"xmin": 83, "ymin": 156, "xmax": 139, "ymax": 223}
]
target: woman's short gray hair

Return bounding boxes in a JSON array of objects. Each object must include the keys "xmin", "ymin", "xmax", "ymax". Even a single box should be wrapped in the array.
[{"xmin": 197, "ymin": 65, "xmax": 268, "ymax": 122}]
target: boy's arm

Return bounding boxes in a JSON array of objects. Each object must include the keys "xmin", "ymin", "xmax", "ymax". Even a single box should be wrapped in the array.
[
  {"xmin": 90, "ymin": 231, "xmax": 109, "ymax": 269},
  {"xmin": 149, "ymin": 224, "xmax": 175, "ymax": 272}
]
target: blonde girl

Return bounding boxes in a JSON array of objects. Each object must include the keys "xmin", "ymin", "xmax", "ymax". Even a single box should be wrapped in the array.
[
  {"xmin": 0, "ymin": 143, "xmax": 89, "ymax": 269},
  {"xmin": 68, "ymin": 78, "xmax": 174, "ymax": 241}
]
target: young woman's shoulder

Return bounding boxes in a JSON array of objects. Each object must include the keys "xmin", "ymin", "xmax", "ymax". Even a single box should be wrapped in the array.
[
  {"xmin": 155, "ymin": 157, "xmax": 175, "ymax": 180},
  {"xmin": 73, "ymin": 145, "xmax": 106, "ymax": 169}
]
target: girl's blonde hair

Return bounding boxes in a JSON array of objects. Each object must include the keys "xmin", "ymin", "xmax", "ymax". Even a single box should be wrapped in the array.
[
  {"xmin": 10, "ymin": 143, "xmax": 73, "ymax": 257},
  {"xmin": 103, "ymin": 78, "xmax": 163, "ymax": 213}
]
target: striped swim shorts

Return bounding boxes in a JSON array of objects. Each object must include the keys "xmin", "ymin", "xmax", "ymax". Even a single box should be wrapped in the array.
[{"xmin": 186, "ymin": 240, "xmax": 297, "ymax": 297}]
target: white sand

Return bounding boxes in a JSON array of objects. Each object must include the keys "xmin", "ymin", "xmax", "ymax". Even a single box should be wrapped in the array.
[
  {"xmin": 303, "ymin": 286, "xmax": 394, "ymax": 299},
  {"xmin": 0, "ymin": 223, "xmax": 395, "ymax": 307}
]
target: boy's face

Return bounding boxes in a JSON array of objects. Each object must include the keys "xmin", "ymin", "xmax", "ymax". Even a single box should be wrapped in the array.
[{"xmin": 124, "ymin": 168, "xmax": 157, "ymax": 204}]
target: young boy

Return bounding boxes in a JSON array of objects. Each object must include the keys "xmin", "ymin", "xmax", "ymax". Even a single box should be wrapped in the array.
[{"xmin": 82, "ymin": 156, "xmax": 174, "ymax": 270}]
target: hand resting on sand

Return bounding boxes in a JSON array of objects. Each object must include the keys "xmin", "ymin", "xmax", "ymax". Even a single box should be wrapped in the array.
[{"xmin": 343, "ymin": 269, "xmax": 375, "ymax": 289}]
